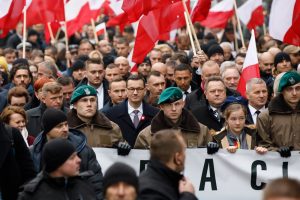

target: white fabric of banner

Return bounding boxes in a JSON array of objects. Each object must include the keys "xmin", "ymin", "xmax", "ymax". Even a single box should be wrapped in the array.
[{"xmin": 93, "ymin": 148, "xmax": 300, "ymax": 200}]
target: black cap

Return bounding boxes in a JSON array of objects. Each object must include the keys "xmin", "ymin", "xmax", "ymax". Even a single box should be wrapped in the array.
[
  {"xmin": 103, "ymin": 162, "xmax": 138, "ymax": 195},
  {"xmin": 207, "ymin": 44, "xmax": 224, "ymax": 58},
  {"xmin": 274, "ymin": 52, "xmax": 291, "ymax": 68},
  {"xmin": 42, "ymin": 138, "xmax": 76, "ymax": 173},
  {"xmin": 42, "ymin": 108, "xmax": 67, "ymax": 134}
]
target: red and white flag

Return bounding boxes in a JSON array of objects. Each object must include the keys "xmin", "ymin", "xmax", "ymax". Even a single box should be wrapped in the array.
[
  {"xmin": 237, "ymin": 0, "xmax": 264, "ymax": 30},
  {"xmin": 95, "ymin": 22, "xmax": 106, "ymax": 36},
  {"xmin": 200, "ymin": 0, "xmax": 234, "ymax": 29},
  {"xmin": 106, "ymin": 0, "xmax": 131, "ymax": 32},
  {"xmin": 132, "ymin": 1, "xmax": 188, "ymax": 64},
  {"xmin": 0, "ymin": 0, "xmax": 25, "ymax": 38},
  {"xmin": 66, "ymin": 0, "xmax": 104, "ymax": 37},
  {"xmin": 191, "ymin": 0, "xmax": 211, "ymax": 23},
  {"xmin": 269, "ymin": 0, "xmax": 300, "ymax": 46},
  {"xmin": 237, "ymin": 30, "xmax": 260, "ymax": 97},
  {"xmin": 26, "ymin": 0, "xmax": 65, "ymax": 27}
]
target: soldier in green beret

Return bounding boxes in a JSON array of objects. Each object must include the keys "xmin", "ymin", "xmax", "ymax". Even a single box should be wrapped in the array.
[
  {"xmin": 67, "ymin": 85, "xmax": 123, "ymax": 148},
  {"xmin": 134, "ymin": 87, "xmax": 212, "ymax": 149},
  {"xmin": 257, "ymin": 71, "xmax": 300, "ymax": 157}
]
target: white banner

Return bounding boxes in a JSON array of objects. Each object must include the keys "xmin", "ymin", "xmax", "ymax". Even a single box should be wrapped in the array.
[{"xmin": 93, "ymin": 148, "xmax": 300, "ymax": 200}]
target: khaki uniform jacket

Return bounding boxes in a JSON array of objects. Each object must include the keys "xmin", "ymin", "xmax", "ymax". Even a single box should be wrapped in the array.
[
  {"xmin": 67, "ymin": 109, "xmax": 122, "ymax": 147},
  {"xmin": 256, "ymin": 94, "xmax": 300, "ymax": 151},
  {"xmin": 134, "ymin": 109, "xmax": 212, "ymax": 149},
  {"xmin": 212, "ymin": 125, "xmax": 257, "ymax": 149}
]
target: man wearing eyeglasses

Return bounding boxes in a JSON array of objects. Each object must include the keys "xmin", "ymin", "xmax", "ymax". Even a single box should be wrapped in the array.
[
  {"xmin": 134, "ymin": 87, "xmax": 211, "ymax": 149},
  {"xmin": 104, "ymin": 74, "xmax": 159, "ymax": 147}
]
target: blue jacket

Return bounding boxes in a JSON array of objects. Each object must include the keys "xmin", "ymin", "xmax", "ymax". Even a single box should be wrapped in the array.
[{"xmin": 30, "ymin": 128, "xmax": 103, "ymax": 200}]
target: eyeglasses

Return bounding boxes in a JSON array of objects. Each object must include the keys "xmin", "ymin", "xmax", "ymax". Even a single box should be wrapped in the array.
[{"xmin": 127, "ymin": 87, "xmax": 144, "ymax": 92}]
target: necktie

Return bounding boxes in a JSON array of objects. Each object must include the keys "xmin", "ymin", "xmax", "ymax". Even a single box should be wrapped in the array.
[
  {"xmin": 213, "ymin": 110, "xmax": 220, "ymax": 122},
  {"xmin": 133, "ymin": 110, "xmax": 139, "ymax": 128},
  {"xmin": 255, "ymin": 110, "xmax": 261, "ymax": 116}
]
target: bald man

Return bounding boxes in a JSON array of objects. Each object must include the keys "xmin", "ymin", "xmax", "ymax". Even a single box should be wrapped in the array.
[{"xmin": 114, "ymin": 56, "xmax": 130, "ymax": 79}]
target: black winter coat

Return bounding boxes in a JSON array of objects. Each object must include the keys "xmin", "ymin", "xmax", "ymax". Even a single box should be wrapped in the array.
[
  {"xmin": 139, "ymin": 160, "xmax": 198, "ymax": 200},
  {"xmin": 30, "ymin": 129, "xmax": 103, "ymax": 200},
  {"xmin": 18, "ymin": 171, "xmax": 97, "ymax": 200},
  {"xmin": 0, "ymin": 123, "xmax": 36, "ymax": 200}
]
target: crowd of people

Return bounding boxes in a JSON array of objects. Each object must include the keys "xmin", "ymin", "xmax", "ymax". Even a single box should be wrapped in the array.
[{"xmin": 0, "ymin": 17, "xmax": 299, "ymax": 199}]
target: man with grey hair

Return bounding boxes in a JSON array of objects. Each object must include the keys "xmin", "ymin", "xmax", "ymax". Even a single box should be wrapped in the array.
[
  {"xmin": 220, "ymin": 42, "xmax": 233, "ymax": 61},
  {"xmin": 220, "ymin": 61, "xmax": 240, "ymax": 91},
  {"xmin": 37, "ymin": 60, "xmax": 58, "ymax": 80},
  {"xmin": 246, "ymin": 78, "xmax": 268, "ymax": 124}
]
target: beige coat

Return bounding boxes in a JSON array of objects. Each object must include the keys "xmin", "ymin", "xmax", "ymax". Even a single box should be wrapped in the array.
[
  {"xmin": 67, "ymin": 109, "xmax": 123, "ymax": 147},
  {"xmin": 134, "ymin": 109, "xmax": 212, "ymax": 149},
  {"xmin": 256, "ymin": 94, "xmax": 300, "ymax": 151}
]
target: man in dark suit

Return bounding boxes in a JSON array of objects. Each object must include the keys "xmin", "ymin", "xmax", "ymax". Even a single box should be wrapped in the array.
[
  {"xmin": 185, "ymin": 60, "xmax": 239, "ymax": 111},
  {"xmin": 76, "ymin": 58, "xmax": 110, "ymax": 110},
  {"xmin": 191, "ymin": 76, "xmax": 226, "ymax": 131},
  {"xmin": 104, "ymin": 74, "xmax": 159, "ymax": 147}
]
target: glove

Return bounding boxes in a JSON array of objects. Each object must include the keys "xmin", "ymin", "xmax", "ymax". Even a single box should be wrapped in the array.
[
  {"xmin": 117, "ymin": 142, "xmax": 131, "ymax": 156},
  {"xmin": 207, "ymin": 142, "xmax": 219, "ymax": 155},
  {"xmin": 277, "ymin": 146, "xmax": 293, "ymax": 158}
]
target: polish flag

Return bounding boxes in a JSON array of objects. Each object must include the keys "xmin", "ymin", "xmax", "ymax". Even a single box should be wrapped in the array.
[
  {"xmin": 200, "ymin": 0, "xmax": 234, "ymax": 29},
  {"xmin": 106, "ymin": 0, "xmax": 131, "ymax": 32},
  {"xmin": 95, "ymin": 22, "xmax": 106, "ymax": 36},
  {"xmin": 237, "ymin": 30, "xmax": 260, "ymax": 97},
  {"xmin": 26, "ymin": 0, "xmax": 65, "ymax": 27},
  {"xmin": 0, "ymin": 0, "xmax": 25, "ymax": 38},
  {"xmin": 269, "ymin": 0, "xmax": 300, "ymax": 46},
  {"xmin": 237, "ymin": 0, "xmax": 264, "ymax": 30},
  {"xmin": 190, "ymin": 0, "xmax": 211, "ymax": 23},
  {"xmin": 66, "ymin": 0, "xmax": 104, "ymax": 37}
]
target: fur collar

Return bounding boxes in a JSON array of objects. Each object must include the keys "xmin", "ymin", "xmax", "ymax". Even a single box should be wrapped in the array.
[
  {"xmin": 151, "ymin": 108, "xmax": 200, "ymax": 133},
  {"xmin": 268, "ymin": 94, "xmax": 300, "ymax": 114},
  {"xmin": 67, "ymin": 109, "xmax": 113, "ymax": 129}
]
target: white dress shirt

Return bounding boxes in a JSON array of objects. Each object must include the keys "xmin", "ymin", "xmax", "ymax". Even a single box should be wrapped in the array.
[
  {"xmin": 248, "ymin": 105, "xmax": 266, "ymax": 124},
  {"xmin": 128, "ymin": 102, "xmax": 143, "ymax": 123}
]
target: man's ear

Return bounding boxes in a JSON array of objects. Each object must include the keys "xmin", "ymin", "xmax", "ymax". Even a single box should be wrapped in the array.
[{"xmin": 174, "ymin": 152, "xmax": 182, "ymax": 166}]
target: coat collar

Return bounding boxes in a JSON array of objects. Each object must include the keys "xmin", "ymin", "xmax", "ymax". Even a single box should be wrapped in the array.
[
  {"xmin": 151, "ymin": 108, "xmax": 200, "ymax": 133},
  {"xmin": 67, "ymin": 109, "xmax": 112, "ymax": 129},
  {"xmin": 268, "ymin": 94, "xmax": 300, "ymax": 114}
]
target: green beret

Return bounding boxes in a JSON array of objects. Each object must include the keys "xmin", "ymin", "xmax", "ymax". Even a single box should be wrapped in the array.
[
  {"xmin": 70, "ymin": 85, "xmax": 97, "ymax": 104},
  {"xmin": 158, "ymin": 87, "xmax": 183, "ymax": 105},
  {"xmin": 278, "ymin": 71, "xmax": 300, "ymax": 92}
]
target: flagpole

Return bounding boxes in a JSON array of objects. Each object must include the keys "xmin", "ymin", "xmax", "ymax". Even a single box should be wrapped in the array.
[
  {"xmin": 22, "ymin": 6, "xmax": 27, "ymax": 59},
  {"xmin": 182, "ymin": 0, "xmax": 201, "ymax": 51},
  {"xmin": 263, "ymin": 23, "xmax": 267, "ymax": 35},
  {"xmin": 91, "ymin": 19, "xmax": 99, "ymax": 44},
  {"xmin": 233, "ymin": 0, "xmax": 245, "ymax": 48},
  {"xmin": 47, "ymin": 22, "xmax": 56, "ymax": 45},
  {"xmin": 232, "ymin": 18, "xmax": 238, "ymax": 52},
  {"xmin": 55, "ymin": 27, "xmax": 61, "ymax": 41},
  {"xmin": 184, "ymin": 12, "xmax": 196, "ymax": 55}
]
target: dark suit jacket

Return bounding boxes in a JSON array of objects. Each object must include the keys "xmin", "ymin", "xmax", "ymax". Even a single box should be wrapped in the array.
[
  {"xmin": 185, "ymin": 87, "xmax": 241, "ymax": 111},
  {"xmin": 191, "ymin": 101, "xmax": 224, "ymax": 131},
  {"xmin": 104, "ymin": 100, "xmax": 159, "ymax": 146}
]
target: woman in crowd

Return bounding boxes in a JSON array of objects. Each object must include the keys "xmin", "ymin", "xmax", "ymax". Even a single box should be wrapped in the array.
[
  {"xmin": 0, "ymin": 106, "xmax": 35, "ymax": 146},
  {"xmin": 212, "ymin": 96, "xmax": 268, "ymax": 154}
]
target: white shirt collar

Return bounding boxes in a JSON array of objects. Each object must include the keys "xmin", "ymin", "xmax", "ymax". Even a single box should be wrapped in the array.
[
  {"xmin": 248, "ymin": 104, "xmax": 266, "ymax": 116},
  {"xmin": 128, "ymin": 101, "xmax": 143, "ymax": 114}
]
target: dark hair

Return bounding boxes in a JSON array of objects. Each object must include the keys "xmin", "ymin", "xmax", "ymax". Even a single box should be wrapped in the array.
[
  {"xmin": 147, "ymin": 71, "xmax": 162, "ymax": 81},
  {"xmin": 171, "ymin": 52, "xmax": 189, "ymax": 64},
  {"xmin": 126, "ymin": 74, "xmax": 145, "ymax": 87},
  {"xmin": 174, "ymin": 63, "xmax": 192, "ymax": 73},
  {"xmin": 3, "ymin": 48, "xmax": 15, "ymax": 55},
  {"xmin": 45, "ymin": 45, "xmax": 58, "ymax": 56},
  {"xmin": 9, "ymin": 65, "xmax": 32, "ymax": 83},
  {"xmin": 7, "ymin": 86, "xmax": 30, "ymax": 104},
  {"xmin": 57, "ymin": 76, "xmax": 74, "ymax": 87},
  {"xmin": 150, "ymin": 129, "xmax": 184, "ymax": 163}
]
